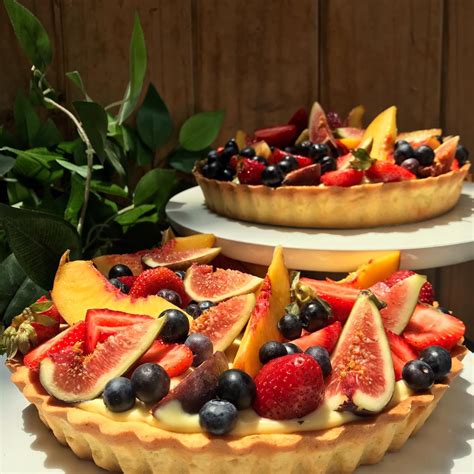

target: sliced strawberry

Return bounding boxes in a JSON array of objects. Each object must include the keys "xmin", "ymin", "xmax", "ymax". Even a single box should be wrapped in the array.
[
  {"xmin": 366, "ymin": 161, "xmax": 416, "ymax": 183},
  {"xmin": 35, "ymin": 296, "xmax": 62, "ymax": 323},
  {"xmin": 385, "ymin": 270, "xmax": 435, "ymax": 304},
  {"xmin": 31, "ymin": 322, "xmax": 60, "ymax": 345},
  {"xmin": 237, "ymin": 158, "xmax": 265, "ymax": 185},
  {"xmin": 288, "ymin": 107, "xmax": 308, "ymax": 134},
  {"xmin": 268, "ymin": 147, "xmax": 288, "ymax": 165},
  {"xmin": 292, "ymin": 321, "xmax": 342, "ymax": 353},
  {"xmin": 23, "ymin": 322, "xmax": 86, "ymax": 371},
  {"xmin": 294, "ymin": 155, "xmax": 313, "ymax": 168},
  {"xmin": 254, "ymin": 124, "xmax": 298, "ymax": 148},
  {"xmin": 135, "ymin": 340, "xmax": 193, "ymax": 377},
  {"xmin": 321, "ymin": 168, "xmax": 363, "ymax": 187},
  {"xmin": 386, "ymin": 330, "xmax": 418, "ymax": 380},
  {"xmin": 403, "ymin": 304, "xmax": 465, "ymax": 351},
  {"xmin": 118, "ymin": 275, "xmax": 137, "ymax": 288},
  {"xmin": 229, "ymin": 155, "xmax": 239, "ymax": 170}
]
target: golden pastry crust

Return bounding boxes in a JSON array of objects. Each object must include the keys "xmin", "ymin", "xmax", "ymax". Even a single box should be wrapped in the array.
[
  {"xmin": 195, "ymin": 164, "xmax": 470, "ymax": 228},
  {"xmin": 8, "ymin": 346, "xmax": 466, "ymax": 474}
]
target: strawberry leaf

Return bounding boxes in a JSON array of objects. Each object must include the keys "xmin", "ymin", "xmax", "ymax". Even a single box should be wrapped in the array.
[{"xmin": 351, "ymin": 148, "xmax": 375, "ymax": 171}]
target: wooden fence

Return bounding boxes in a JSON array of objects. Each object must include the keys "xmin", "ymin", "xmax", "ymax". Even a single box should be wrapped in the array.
[{"xmin": 0, "ymin": 0, "xmax": 472, "ymax": 333}]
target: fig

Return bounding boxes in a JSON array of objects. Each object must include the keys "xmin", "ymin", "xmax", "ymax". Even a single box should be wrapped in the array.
[
  {"xmin": 184, "ymin": 264, "xmax": 263, "ymax": 303},
  {"xmin": 39, "ymin": 319, "xmax": 164, "ymax": 403},
  {"xmin": 142, "ymin": 247, "xmax": 221, "ymax": 271},
  {"xmin": 154, "ymin": 351, "xmax": 228, "ymax": 414},
  {"xmin": 434, "ymin": 136, "xmax": 459, "ymax": 174},
  {"xmin": 308, "ymin": 102, "xmax": 337, "ymax": 146},
  {"xmin": 190, "ymin": 294, "xmax": 256, "ymax": 352},
  {"xmin": 282, "ymin": 163, "xmax": 321, "ymax": 186},
  {"xmin": 325, "ymin": 291, "xmax": 395, "ymax": 414}
]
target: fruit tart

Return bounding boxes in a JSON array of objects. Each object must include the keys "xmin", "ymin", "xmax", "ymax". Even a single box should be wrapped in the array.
[
  {"xmin": 2, "ymin": 240, "xmax": 468, "ymax": 473},
  {"xmin": 194, "ymin": 104, "xmax": 471, "ymax": 228}
]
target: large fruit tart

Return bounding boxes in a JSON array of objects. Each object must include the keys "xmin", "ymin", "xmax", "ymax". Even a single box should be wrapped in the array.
[
  {"xmin": 2, "ymin": 235, "xmax": 467, "ymax": 473},
  {"xmin": 194, "ymin": 104, "xmax": 471, "ymax": 228}
]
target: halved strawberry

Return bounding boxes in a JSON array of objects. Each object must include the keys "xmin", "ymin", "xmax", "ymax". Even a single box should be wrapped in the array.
[
  {"xmin": 403, "ymin": 304, "xmax": 465, "ymax": 351},
  {"xmin": 386, "ymin": 330, "xmax": 418, "ymax": 380},
  {"xmin": 292, "ymin": 321, "xmax": 342, "ymax": 353},
  {"xmin": 294, "ymin": 155, "xmax": 313, "ymax": 168},
  {"xmin": 366, "ymin": 161, "xmax": 416, "ymax": 183},
  {"xmin": 321, "ymin": 168, "xmax": 363, "ymax": 187},
  {"xmin": 135, "ymin": 340, "xmax": 193, "ymax": 377},
  {"xmin": 118, "ymin": 276, "xmax": 138, "ymax": 288},
  {"xmin": 23, "ymin": 322, "xmax": 86, "ymax": 371},
  {"xmin": 268, "ymin": 147, "xmax": 289, "ymax": 165},
  {"xmin": 237, "ymin": 158, "xmax": 265, "ymax": 184}
]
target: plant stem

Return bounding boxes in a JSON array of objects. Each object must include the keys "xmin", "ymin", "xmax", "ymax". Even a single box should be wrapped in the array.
[
  {"xmin": 43, "ymin": 96, "xmax": 95, "ymax": 237},
  {"xmin": 104, "ymin": 99, "xmax": 127, "ymax": 111}
]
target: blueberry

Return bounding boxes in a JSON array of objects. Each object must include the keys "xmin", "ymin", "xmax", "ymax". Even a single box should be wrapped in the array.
[
  {"xmin": 175, "ymin": 271, "xmax": 186, "ymax": 280},
  {"xmin": 420, "ymin": 346, "xmax": 452, "ymax": 382},
  {"xmin": 278, "ymin": 156, "xmax": 298, "ymax": 174},
  {"xmin": 239, "ymin": 147, "xmax": 256, "ymax": 158},
  {"xmin": 455, "ymin": 145, "xmax": 469, "ymax": 165},
  {"xmin": 414, "ymin": 145, "xmax": 435, "ymax": 166},
  {"xmin": 225, "ymin": 138, "xmax": 239, "ymax": 154},
  {"xmin": 277, "ymin": 314, "xmax": 302, "ymax": 340},
  {"xmin": 108, "ymin": 264, "xmax": 133, "ymax": 279},
  {"xmin": 394, "ymin": 143, "xmax": 415, "ymax": 165},
  {"xmin": 202, "ymin": 160, "xmax": 222, "ymax": 179},
  {"xmin": 283, "ymin": 342, "xmax": 303, "ymax": 355},
  {"xmin": 284, "ymin": 145, "xmax": 300, "ymax": 155},
  {"xmin": 198, "ymin": 301, "xmax": 215, "ymax": 312},
  {"xmin": 109, "ymin": 278, "xmax": 130, "ymax": 294},
  {"xmin": 103, "ymin": 377, "xmax": 136, "ymax": 412},
  {"xmin": 157, "ymin": 289, "xmax": 182, "ymax": 307},
  {"xmin": 298, "ymin": 141, "xmax": 313, "ymax": 157},
  {"xmin": 131, "ymin": 363, "xmax": 170, "ymax": 403},
  {"xmin": 308, "ymin": 143, "xmax": 329, "ymax": 162},
  {"xmin": 185, "ymin": 333, "xmax": 213, "ymax": 366},
  {"xmin": 185, "ymin": 303, "xmax": 202, "ymax": 319},
  {"xmin": 218, "ymin": 167, "xmax": 234, "ymax": 181},
  {"xmin": 159, "ymin": 309, "xmax": 190, "ymax": 343},
  {"xmin": 319, "ymin": 156, "xmax": 337, "ymax": 174},
  {"xmin": 251, "ymin": 155, "xmax": 268, "ymax": 166},
  {"xmin": 299, "ymin": 299, "xmax": 333, "ymax": 332},
  {"xmin": 438, "ymin": 306, "xmax": 452, "ymax": 315},
  {"xmin": 305, "ymin": 346, "xmax": 332, "ymax": 377},
  {"xmin": 199, "ymin": 399, "xmax": 238, "ymax": 435},
  {"xmin": 261, "ymin": 165, "xmax": 284, "ymax": 187},
  {"xmin": 402, "ymin": 360, "xmax": 435, "ymax": 390},
  {"xmin": 207, "ymin": 150, "xmax": 219, "ymax": 162},
  {"xmin": 259, "ymin": 341, "xmax": 287, "ymax": 364},
  {"xmin": 394, "ymin": 140, "xmax": 410, "ymax": 149},
  {"xmin": 436, "ymin": 135, "xmax": 443, "ymax": 144},
  {"xmin": 401, "ymin": 158, "xmax": 420, "ymax": 175},
  {"xmin": 217, "ymin": 369, "xmax": 256, "ymax": 410},
  {"xmin": 219, "ymin": 146, "xmax": 236, "ymax": 165}
]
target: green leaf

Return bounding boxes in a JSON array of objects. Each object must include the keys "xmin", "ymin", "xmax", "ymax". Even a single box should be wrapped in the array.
[
  {"xmin": 135, "ymin": 137, "xmax": 154, "ymax": 166},
  {"xmin": 66, "ymin": 71, "xmax": 91, "ymax": 100},
  {"xmin": 90, "ymin": 180, "xmax": 128, "ymax": 198},
  {"xmin": 55, "ymin": 159, "xmax": 102, "ymax": 179},
  {"xmin": 117, "ymin": 13, "xmax": 147, "ymax": 124},
  {"xmin": 4, "ymin": 277, "xmax": 46, "ymax": 326},
  {"xmin": 114, "ymin": 204, "xmax": 155, "ymax": 226},
  {"xmin": 0, "ymin": 126, "xmax": 18, "ymax": 148},
  {"xmin": 64, "ymin": 174, "xmax": 84, "ymax": 226},
  {"xmin": 32, "ymin": 118, "xmax": 62, "ymax": 148},
  {"xmin": 74, "ymin": 101, "xmax": 108, "ymax": 161},
  {"xmin": 136, "ymin": 84, "xmax": 173, "ymax": 151},
  {"xmin": 179, "ymin": 110, "xmax": 224, "ymax": 151},
  {"xmin": 7, "ymin": 181, "xmax": 31, "ymax": 205},
  {"xmin": 57, "ymin": 138, "xmax": 82, "ymax": 155},
  {"xmin": 134, "ymin": 168, "xmax": 176, "ymax": 217},
  {"xmin": 104, "ymin": 143, "xmax": 126, "ymax": 176},
  {"xmin": 0, "ymin": 154, "xmax": 16, "ymax": 176},
  {"xmin": 0, "ymin": 204, "xmax": 82, "ymax": 289},
  {"xmin": 14, "ymin": 90, "xmax": 40, "ymax": 147},
  {"xmin": 4, "ymin": 0, "xmax": 53, "ymax": 70},
  {"xmin": 168, "ymin": 147, "xmax": 208, "ymax": 173}
]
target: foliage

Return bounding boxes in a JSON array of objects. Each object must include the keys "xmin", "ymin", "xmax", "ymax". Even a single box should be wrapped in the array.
[{"xmin": 0, "ymin": 0, "xmax": 224, "ymax": 324}]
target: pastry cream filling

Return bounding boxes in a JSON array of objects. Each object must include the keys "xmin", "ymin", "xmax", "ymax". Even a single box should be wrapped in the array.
[{"xmin": 78, "ymin": 380, "xmax": 412, "ymax": 435}]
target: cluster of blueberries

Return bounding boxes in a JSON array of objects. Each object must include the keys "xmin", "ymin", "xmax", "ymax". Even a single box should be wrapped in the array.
[
  {"xmin": 395, "ymin": 139, "xmax": 469, "ymax": 176},
  {"xmin": 201, "ymin": 138, "xmax": 340, "ymax": 187}
]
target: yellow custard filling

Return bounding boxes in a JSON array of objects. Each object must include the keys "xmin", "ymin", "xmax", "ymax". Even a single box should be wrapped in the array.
[{"xmin": 78, "ymin": 380, "xmax": 412, "ymax": 436}]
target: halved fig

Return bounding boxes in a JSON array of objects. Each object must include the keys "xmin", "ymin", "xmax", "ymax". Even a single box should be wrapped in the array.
[
  {"xmin": 309, "ymin": 102, "xmax": 337, "ymax": 146},
  {"xmin": 142, "ymin": 247, "xmax": 221, "ymax": 270},
  {"xmin": 39, "ymin": 319, "xmax": 164, "ymax": 403},
  {"xmin": 282, "ymin": 163, "xmax": 321, "ymax": 186},
  {"xmin": 325, "ymin": 291, "xmax": 395, "ymax": 414}
]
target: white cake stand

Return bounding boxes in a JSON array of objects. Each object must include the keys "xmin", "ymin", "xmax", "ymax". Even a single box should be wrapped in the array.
[{"xmin": 166, "ymin": 183, "xmax": 474, "ymax": 272}]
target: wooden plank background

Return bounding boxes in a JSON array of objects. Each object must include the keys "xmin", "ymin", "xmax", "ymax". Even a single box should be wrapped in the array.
[{"xmin": 0, "ymin": 0, "xmax": 472, "ymax": 334}]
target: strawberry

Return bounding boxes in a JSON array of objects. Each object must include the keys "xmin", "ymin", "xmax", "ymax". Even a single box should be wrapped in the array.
[
  {"xmin": 229, "ymin": 155, "xmax": 239, "ymax": 170},
  {"xmin": 254, "ymin": 124, "xmax": 298, "ymax": 148},
  {"xmin": 237, "ymin": 158, "xmax": 265, "ymax": 185},
  {"xmin": 385, "ymin": 270, "xmax": 434, "ymax": 304},
  {"xmin": 288, "ymin": 107, "xmax": 308, "ymax": 134},
  {"xmin": 35, "ymin": 296, "xmax": 62, "ymax": 323},
  {"xmin": 253, "ymin": 354, "xmax": 325, "ymax": 420},
  {"xmin": 336, "ymin": 152, "xmax": 353, "ymax": 169},
  {"xmin": 403, "ymin": 304, "xmax": 465, "ymax": 351},
  {"xmin": 268, "ymin": 147, "xmax": 289, "ymax": 165},
  {"xmin": 294, "ymin": 155, "xmax": 313, "ymax": 168},
  {"xmin": 386, "ymin": 330, "xmax": 418, "ymax": 380},
  {"xmin": 292, "ymin": 321, "xmax": 342, "ymax": 352},
  {"xmin": 118, "ymin": 275, "xmax": 137, "ymax": 288},
  {"xmin": 366, "ymin": 161, "xmax": 416, "ymax": 183},
  {"xmin": 23, "ymin": 322, "xmax": 86, "ymax": 370},
  {"xmin": 135, "ymin": 340, "xmax": 193, "ymax": 377},
  {"xmin": 321, "ymin": 168, "xmax": 363, "ymax": 187},
  {"xmin": 31, "ymin": 322, "xmax": 60, "ymax": 345},
  {"xmin": 129, "ymin": 267, "xmax": 188, "ymax": 304}
]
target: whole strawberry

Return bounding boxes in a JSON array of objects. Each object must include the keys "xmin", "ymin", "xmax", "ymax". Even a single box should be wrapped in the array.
[
  {"xmin": 321, "ymin": 169, "xmax": 363, "ymax": 187},
  {"xmin": 237, "ymin": 158, "xmax": 265, "ymax": 185},
  {"xmin": 385, "ymin": 270, "xmax": 434, "ymax": 304},
  {"xmin": 253, "ymin": 353, "xmax": 324, "ymax": 420}
]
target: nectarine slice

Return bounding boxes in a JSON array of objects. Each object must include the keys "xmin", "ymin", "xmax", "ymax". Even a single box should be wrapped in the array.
[{"xmin": 362, "ymin": 106, "xmax": 397, "ymax": 160}]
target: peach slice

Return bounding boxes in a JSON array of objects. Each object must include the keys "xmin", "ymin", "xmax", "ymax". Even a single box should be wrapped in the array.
[
  {"xmin": 52, "ymin": 252, "xmax": 189, "ymax": 326},
  {"xmin": 235, "ymin": 130, "xmax": 248, "ymax": 150},
  {"xmin": 396, "ymin": 129, "xmax": 442, "ymax": 150},
  {"xmin": 361, "ymin": 106, "xmax": 397, "ymax": 160},
  {"xmin": 338, "ymin": 251, "xmax": 400, "ymax": 289},
  {"xmin": 233, "ymin": 246, "xmax": 290, "ymax": 377},
  {"xmin": 434, "ymin": 136, "xmax": 459, "ymax": 174},
  {"xmin": 250, "ymin": 140, "xmax": 272, "ymax": 159},
  {"xmin": 347, "ymin": 105, "xmax": 365, "ymax": 128}
]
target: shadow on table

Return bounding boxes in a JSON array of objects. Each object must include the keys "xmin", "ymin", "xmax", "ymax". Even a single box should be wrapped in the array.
[{"xmin": 22, "ymin": 405, "xmax": 105, "ymax": 474}]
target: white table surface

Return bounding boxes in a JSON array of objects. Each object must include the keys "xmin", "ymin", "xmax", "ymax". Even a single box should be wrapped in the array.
[
  {"xmin": 166, "ymin": 183, "xmax": 474, "ymax": 272},
  {"xmin": 1, "ymin": 353, "xmax": 473, "ymax": 473}
]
